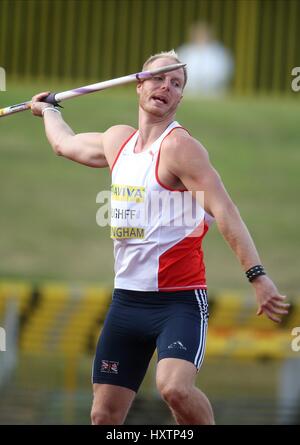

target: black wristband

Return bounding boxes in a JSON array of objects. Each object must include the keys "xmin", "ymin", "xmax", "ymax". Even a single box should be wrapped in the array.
[{"xmin": 245, "ymin": 265, "xmax": 266, "ymax": 282}]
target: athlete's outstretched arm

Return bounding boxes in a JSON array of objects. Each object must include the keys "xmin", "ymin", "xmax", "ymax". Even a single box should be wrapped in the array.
[
  {"xmin": 163, "ymin": 133, "xmax": 289, "ymax": 323},
  {"xmin": 31, "ymin": 92, "xmax": 108, "ymax": 168}
]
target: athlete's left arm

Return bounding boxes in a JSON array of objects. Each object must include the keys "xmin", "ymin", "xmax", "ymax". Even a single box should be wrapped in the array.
[{"xmin": 163, "ymin": 133, "xmax": 289, "ymax": 323}]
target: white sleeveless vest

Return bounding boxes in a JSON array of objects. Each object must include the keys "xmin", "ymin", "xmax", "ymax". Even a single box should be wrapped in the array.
[{"xmin": 110, "ymin": 121, "xmax": 214, "ymax": 292}]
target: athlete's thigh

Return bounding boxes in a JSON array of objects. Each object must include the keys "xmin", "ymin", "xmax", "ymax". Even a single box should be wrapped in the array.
[
  {"xmin": 92, "ymin": 298, "xmax": 156, "ymax": 392},
  {"xmin": 156, "ymin": 290, "xmax": 209, "ymax": 371},
  {"xmin": 92, "ymin": 383, "xmax": 135, "ymax": 424},
  {"xmin": 156, "ymin": 357, "xmax": 197, "ymax": 390}
]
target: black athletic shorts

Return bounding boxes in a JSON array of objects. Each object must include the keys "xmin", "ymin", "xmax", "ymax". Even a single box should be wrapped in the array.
[{"xmin": 92, "ymin": 288, "xmax": 209, "ymax": 392}]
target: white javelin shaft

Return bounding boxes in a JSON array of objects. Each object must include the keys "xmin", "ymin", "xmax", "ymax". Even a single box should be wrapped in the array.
[{"xmin": 0, "ymin": 63, "xmax": 185, "ymax": 118}]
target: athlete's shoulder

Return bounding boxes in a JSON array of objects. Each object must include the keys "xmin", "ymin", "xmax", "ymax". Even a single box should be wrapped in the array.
[
  {"xmin": 162, "ymin": 126, "xmax": 208, "ymax": 161},
  {"xmin": 104, "ymin": 124, "xmax": 136, "ymax": 141},
  {"xmin": 103, "ymin": 125, "xmax": 136, "ymax": 153},
  {"xmin": 103, "ymin": 125, "xmax": 136, "ymax": 167}
]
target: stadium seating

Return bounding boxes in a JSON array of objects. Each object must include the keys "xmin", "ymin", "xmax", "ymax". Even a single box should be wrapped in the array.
[
  {"xmin": 18, "ymin": 284, "xmax": 111, "ymax": 355},
  {"xmin": 0, "ymin": 281, "xmax": 32, "ymax": 318}
]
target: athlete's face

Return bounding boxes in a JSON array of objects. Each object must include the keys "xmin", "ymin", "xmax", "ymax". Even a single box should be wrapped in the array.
[{"xmin": 137, "ymin": 57, "xmax": 184, "ymax": 118}]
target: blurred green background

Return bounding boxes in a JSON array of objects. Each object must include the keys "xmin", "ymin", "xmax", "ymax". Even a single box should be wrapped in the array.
[{"xmin": 0, "ymin": 0, "xmax": 300, "ymax": 426}]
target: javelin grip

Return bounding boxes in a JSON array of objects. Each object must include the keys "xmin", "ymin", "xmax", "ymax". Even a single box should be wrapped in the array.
[{"xmin": 42, "ymin": 92, "xmax": 60, "ymax": 106}]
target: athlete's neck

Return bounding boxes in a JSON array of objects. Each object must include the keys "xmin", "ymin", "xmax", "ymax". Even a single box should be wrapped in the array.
[{"xmin": 135, "ymin": 111, "xmax": 175, "ymax": 153}]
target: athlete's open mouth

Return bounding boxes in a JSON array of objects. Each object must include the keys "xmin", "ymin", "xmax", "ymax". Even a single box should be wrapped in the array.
[{"xmin": 152, "ymin": 95, "xmax": 168, "ymax": 104}]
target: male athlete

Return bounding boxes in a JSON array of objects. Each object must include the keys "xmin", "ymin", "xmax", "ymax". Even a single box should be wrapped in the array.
[{"xmin": 31, "ymin": 50, "xmax": 289, "ymax": 425}]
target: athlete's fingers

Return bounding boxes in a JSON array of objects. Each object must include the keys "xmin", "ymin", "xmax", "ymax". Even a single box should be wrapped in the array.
[
  {"xmin": 262, "ymin": 301, "xmax": 290, "ymax": 313},
  {"xmin": 273, "ymin": 302, "xmax": 290, "ymax": 308},
  {"xmin": 269, "ymin": 298, "xmax": 290, "ymax": 306},
  {"xmin": 270, "ymin": 295, "xmax": 289, "ymax": 303},
  {"xmin": 256, "ymin": 307, "xmax": 263, "ymax": 316},
  {"xmin": 261, "ymin": 307, "xmax": 281, "ymax": 323},
  {"xmin": 31, "ymin": 91, "xmax": 50, "ymax": 103},
  {"xmin": 264, "ymin": 306, "xmax": 289, "ymax": 315},
  {"xmin": 257, "ymin": 303, "xmax": 286, "ymax": 321},
  {"xmin": 31, "ymin": 92, "xmax": 53, "ymax": 117}
]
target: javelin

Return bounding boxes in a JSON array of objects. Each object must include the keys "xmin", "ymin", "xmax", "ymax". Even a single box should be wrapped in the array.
[{"xmin": 0, "ymin": 63, "xmax": 185, "ymax": 118}]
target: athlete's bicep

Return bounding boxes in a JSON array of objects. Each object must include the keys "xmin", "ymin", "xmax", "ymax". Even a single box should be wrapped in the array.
[
  {"xmin": 182, "ymin": 163, "xmax": 234, "ymax": 218},
  {"xmin": 167, "ymin": 137, "xmax": 235, "ymax": 217}
]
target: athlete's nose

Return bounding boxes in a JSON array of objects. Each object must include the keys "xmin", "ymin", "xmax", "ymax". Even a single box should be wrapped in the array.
[{"xmin": 161, "ymin": 77, "xmax": 171, "ymax": 91}]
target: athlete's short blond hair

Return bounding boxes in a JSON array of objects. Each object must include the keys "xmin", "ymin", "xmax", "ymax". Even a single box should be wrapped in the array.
[{"xmin": 142, "ymin": 50, "xmax": 187, "ymax": 88}]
